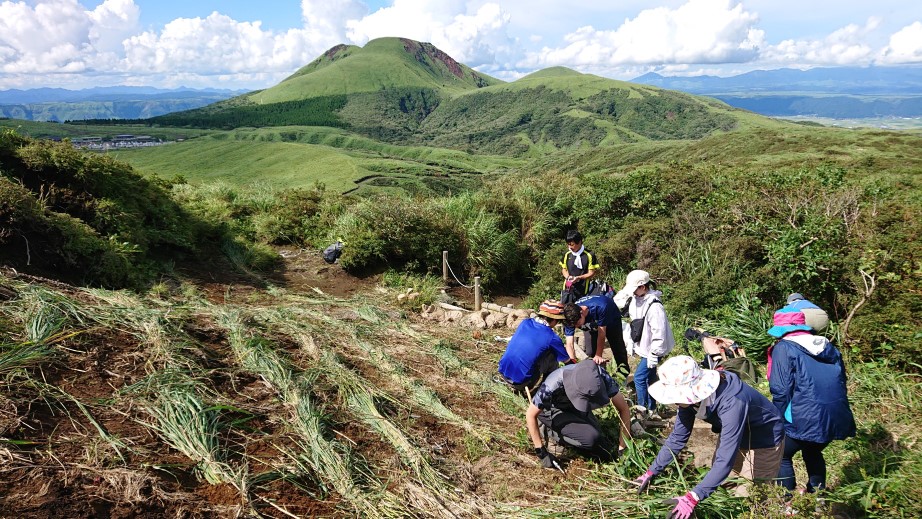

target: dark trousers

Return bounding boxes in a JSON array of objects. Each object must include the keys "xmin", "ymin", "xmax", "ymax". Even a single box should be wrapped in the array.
[
  {"xmin": 537, "ymin": 408, "xmax": 613, "ymax": 459},
  {"xmin": 583, "ymin": 327, "xmax": 629, "ymax": 377},
  {"xmin": 778, "ymin": 437, "xmax": 830, "ymax": 492}
]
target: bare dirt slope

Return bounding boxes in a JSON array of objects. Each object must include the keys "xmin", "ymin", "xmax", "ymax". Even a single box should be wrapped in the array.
[{"xmin": 0, "ymin": 251, "xmax": 630, "ymax": 519}]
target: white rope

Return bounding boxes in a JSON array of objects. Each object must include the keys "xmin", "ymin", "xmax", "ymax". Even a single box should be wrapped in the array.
[{"xmin": 445, "ymin": 259, "xmax": 473, "ymax": 289}]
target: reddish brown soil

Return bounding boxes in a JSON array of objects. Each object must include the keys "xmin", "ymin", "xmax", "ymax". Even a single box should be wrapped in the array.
[{"xmin": 0, "ymin": 249, "xmax": 599, "ymax": 518}]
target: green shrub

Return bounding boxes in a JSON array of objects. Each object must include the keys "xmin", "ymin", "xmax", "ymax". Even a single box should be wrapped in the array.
[{"xmin": 332, "ymin": 195, "xmax": 465, "ymax": 277}]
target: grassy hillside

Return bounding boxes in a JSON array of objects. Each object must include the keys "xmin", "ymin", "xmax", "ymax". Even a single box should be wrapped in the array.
[
  {"xmin": 117, "ymin": 126, "xmax": 524, "ymax": 195},
  {"xmin": 134, "ymin": 40, "xmax": 781, "ymax": 156},
  {"xmin": 0, "ymin": 118, "xmax": 216, "ymax": 141},
  {"xmin": 254, "ymin": 38, "xmax": 501, "ymax": 102},
  {"xmin": 2, "ymin": 105, "xmax": 921, "ymax": 517},
  {"xmin": 414, "ymin": 68, "xmax": 783, "ymax": 154},
  {"xmin": 0, "ymin": 248, "xmax": 919, "ymax": 518}
]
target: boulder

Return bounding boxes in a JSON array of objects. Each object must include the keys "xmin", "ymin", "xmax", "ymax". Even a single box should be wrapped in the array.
[
  {"xmin": 443, "ymin": 310, "xmax": 464, "ymax": 323},
  {"xmin": 484, "ymin": 312, "xmax": 504, "ymax": 329},
  {"xmin": 462, "ymin": 312, "xmax": 487, "ymax": 329}
]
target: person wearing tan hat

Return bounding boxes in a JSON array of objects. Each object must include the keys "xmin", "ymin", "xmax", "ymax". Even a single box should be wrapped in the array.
[
  {"xmin": 525, "ymin": 359, "xmax": 632, "ymax": 469},
  {"xmin": 632, "ymin": 356, "xmax": 784, "ymax": 519},
  {"xmin": 498, "ymin": 300, "xmax": 577, "ymax": 395}
]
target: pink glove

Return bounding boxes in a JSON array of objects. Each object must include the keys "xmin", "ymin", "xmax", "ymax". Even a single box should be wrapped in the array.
[
  {"xmin": 632, "ymin": 469, "xmax": 655, "ymax": 494},
  {"xmin": 565, "ymin": 276, "xmax": 575, "ymax": 290},
  {"xmin": 666, "ymin": 492, "xmax": 699, "ymax": 519}
]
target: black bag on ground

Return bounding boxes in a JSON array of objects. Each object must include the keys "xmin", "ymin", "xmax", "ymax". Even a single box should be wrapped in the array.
[{"xmin": 322, "ymin": 241, "xmax": 343, "ymax": 264}]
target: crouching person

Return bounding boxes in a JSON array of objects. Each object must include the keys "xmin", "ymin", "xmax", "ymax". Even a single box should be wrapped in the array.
[
  {"xmin": 525, "ymin": 359, "xmax": 632, "ymax": 468},
  {"xmin": 498, "ymin": 300, "xmax": 576, "ymax": 396},
  {"xmin": 633, "ymin": 356, "xmax": 785, "ymax": 519}
]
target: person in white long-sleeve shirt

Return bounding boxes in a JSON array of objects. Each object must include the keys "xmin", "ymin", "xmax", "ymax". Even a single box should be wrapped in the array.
[{"xmin": 617, "ymin": 270, "xmax": 675, "ymax": 418}]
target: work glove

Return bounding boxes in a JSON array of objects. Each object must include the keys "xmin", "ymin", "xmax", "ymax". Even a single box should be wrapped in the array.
[
  {"xmin": 632, "ymin": 469, "xmax": 655, "ymax": 494},
  {"xmin": 535, "ymin": 447, "xmax": 564, "ymax": 473},
  {"xmin": 647, "ymin": 356, "xmax": 658, "ymax": 369},
  {"xmin": 664, "ymin": 492, "xmax": 699, "ymax": 519}
]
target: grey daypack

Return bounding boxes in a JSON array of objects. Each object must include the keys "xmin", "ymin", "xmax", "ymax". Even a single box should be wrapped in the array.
[{"xmin": 322, "ymin": 241, "xmax": 343, "ymax": 264}]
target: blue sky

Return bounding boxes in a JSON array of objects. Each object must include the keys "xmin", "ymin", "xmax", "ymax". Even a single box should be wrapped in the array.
[{"xmin": 1, "ymin": 0, "xmax": 920, "ymax": 90}]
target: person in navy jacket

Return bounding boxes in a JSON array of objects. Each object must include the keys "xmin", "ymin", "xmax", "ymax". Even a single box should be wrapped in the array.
[
  {"xmin": 767, "ymin": 307, "xmax": 856, "ymax": 493},
  {"xmin": 632, "ymin": 356, "xmax": 785, "ymax": 519},
  {"xmin": 562, "ymin": 294, "xmax": 629, "ymax": 376}
]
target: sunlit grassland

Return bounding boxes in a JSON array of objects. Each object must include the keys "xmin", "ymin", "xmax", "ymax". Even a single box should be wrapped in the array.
[
  {"xmin": 113, "ymin": 126, "xmax": 525, "ymax": 193},
  {"xmin": 546, "ymin": 124, "xmax": 922, "ymax": 176},
  {"xmin": 2, "ymin": 267, "xmax": 921, "ymax": 517},
  {"xmin": 0, "ymin": 118, "xmax": 216, "ymax": 141}
]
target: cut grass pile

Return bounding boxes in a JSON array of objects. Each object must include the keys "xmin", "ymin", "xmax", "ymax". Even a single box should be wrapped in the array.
[{"xmin": 0, "ymin": 268, "xmax": 919, "ymax": 518}]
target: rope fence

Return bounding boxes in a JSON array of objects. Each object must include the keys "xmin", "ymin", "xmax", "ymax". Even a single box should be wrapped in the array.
[{"xmin": 442, "ymin": 250, "xmax": 481, "ymax": 310}]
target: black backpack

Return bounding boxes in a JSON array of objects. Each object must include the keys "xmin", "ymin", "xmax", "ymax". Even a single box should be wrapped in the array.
[{"xmin": 322, "ymin": 241, "xmax": 343, "ymax": 264}]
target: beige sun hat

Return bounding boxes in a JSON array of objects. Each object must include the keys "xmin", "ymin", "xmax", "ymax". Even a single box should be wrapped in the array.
[
  {"xmin": 620, "ymin": 270, "xmax": 650, "ymax": 294},
  {"xmin": 648, "ymin": 355, "xmax": 720, "ymax": 405}
]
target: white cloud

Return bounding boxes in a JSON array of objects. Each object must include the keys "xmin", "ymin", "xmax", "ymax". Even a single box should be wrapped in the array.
[
  {"xmin": 519, "ymin": 0, "xmax": 764, "ymax": 69},
  {"xmin": 0, "ymin": 0, "xmax": 92, "ymax": 74},
  {"xmin": 761, "ymin": 18, "xmax": 879, "ymax": 66},
  {"xmin": 878, "ymin": 22, "xmax": 922, "ymax": 64},
  {"xmin": 344, "ymin": 0, "xmax": 513, "ymax": 67}
]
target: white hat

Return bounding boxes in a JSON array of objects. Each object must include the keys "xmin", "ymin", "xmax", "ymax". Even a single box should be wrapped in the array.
[
  {"xmin": 620, "ymin": 270, "xmax": 650, "ymax": 294},
  {"xmin": 648, "ymin": 356, "xmax": 720, "ymax": 405}
]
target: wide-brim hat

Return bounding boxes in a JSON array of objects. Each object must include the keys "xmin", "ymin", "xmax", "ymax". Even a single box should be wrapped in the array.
[
  {"xmin": 536, "ymin": 299, "xmax": 565, "ymax": 320},
  {"xmin": 620, "ymin": 269, "xmax": 650, "ymax": 294},
  {"xmin": 767, "ymin": 307, "xmax": 813, "ymax": 338},
  {"xmin": 648, "ymin": 355, "xmax": 720, "ymax": 405},
  {"xmin": 562, "ymin": 359, "xmax": 609, "ymax": 413}
]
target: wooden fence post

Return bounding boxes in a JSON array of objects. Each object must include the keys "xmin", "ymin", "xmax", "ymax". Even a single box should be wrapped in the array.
[
  {"xmin": 442, "ymin": 250, "xmax": 448, "ymax": 284},
  {"xmin": 474, "ymin": 276, "xmax": 482, "ymax": 311}
]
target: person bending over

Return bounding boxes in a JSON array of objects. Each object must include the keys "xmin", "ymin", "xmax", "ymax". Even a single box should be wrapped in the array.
[
  {"xmin": 633, "ymin": 356, "xmax": 784, "ymax": 519},
  {"xmin": 525, "ymin": 359, "xmax": 632, "ymax": 467},
  {"xmin": 498, "ymin": 300, "xmax": 576, "ymax": 396}
]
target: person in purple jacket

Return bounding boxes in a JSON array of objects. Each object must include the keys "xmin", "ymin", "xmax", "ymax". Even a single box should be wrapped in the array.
[
  {"xmin": 632, "ymin": 356, "xmax": 785, "ymax": 519},
  {"xmin": 767, "ymin": 307, "xmax": 855, "ymax": 494}
]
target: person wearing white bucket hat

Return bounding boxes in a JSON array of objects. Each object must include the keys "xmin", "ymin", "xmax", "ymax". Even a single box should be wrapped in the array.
[{"xmin": 632, "ymin": 356, "xmax": 785, "ymax": 519}]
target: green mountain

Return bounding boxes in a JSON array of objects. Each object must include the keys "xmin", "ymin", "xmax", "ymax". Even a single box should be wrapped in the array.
[
  {"xmin": 255, "ymin": 38, "xmax": 500, "ymax": 101},
  {"xmin": 149, "ymin": 38, "xmax": 776, "ymax": 155}
]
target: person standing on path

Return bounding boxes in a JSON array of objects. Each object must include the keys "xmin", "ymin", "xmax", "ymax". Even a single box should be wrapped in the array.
[
  {"xmin": 767, "ymin": 307, "xmax": 855, "ymax": 494},
  {"xmin": 560, "ymin": 230, "xmax": 599, "ymax": 304},
  {"xmin": 618, "ymin": 270, "xmax": 675, "ymax": 419}
]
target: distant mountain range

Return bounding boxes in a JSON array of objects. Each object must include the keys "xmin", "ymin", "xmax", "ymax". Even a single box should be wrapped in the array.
[
  {"xmin": 0, "ymin": 86, "xmax": 246, "ymax": 122},
  {"xmin": 631, "ymin": 67, "xmax": 922, "ymax": 117},
  {"xmin": 5, "ymin": 61, "xmax": 921, "ymax": 124}
]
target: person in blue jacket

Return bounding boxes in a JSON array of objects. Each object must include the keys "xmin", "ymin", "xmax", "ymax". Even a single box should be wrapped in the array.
[
  {"xmin": 498, "ymin": 300, "xmax": 576, "ymax": 395},
  {"xmin": 784, "ymin": 292, "xmax": 830, "ymax": 333},
  {"xmin": 767, "ymin": 307, "xmax": 856, "ymax": 494},
  {"xmin": 632, "ymin": 356, "xmax": 785, "ymax": 519},
  {"xmin": 562, "ymin": 294, "xmax": 629, "ymax": 376}
]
